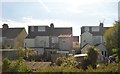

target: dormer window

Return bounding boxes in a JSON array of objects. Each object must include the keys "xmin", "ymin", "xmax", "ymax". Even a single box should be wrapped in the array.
[
  {"xmin": 38, "ymin": 27, "xmax": 45, "ymax": 32},
  {"xmin": 31, "ymin": 26, "xmax": 34, "ymax": 32},
  {"xmin": 85, "ymin": 27, "xmax": 89, "ymax": 31},
  {"xmin": 92, "ymin": 27, "xmax": 99, "ymax": 32}
]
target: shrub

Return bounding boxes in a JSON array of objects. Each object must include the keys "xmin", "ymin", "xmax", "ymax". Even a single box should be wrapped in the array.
[
  {"xmin": 61, "ymin": 56, "xmax": 78, "ymax": 68},
  {"xmin": 85, "ymin": 46, "xmax": 99, "ymax": 69},
  {"xmin": 55, "ymin": 56, "xmax": 65, "ymax": 66},
  {"xmin": 8, "ymin": 57, "xmax": 32, "ymax": 72},
  {"xmin": 2, "ymin": 57, "xmax": 11, "ymax": 72}
]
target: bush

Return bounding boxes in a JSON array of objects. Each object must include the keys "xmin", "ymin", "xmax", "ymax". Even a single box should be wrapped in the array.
[
  {"xmin": 85, "ymin": 46, "xmax": 99, "ymax": 69},
  {"xmin": 36, "ymin": 63, "xmax": 119, "ymax": 72},
  {"xmin": 2, "ymin": 57, "xmax": 11, "ymax": 72},
  {"xmin": 55, "ymin": 56, "xmax": 65, "ymax": 66},
  {"xmin": 8, "ymin": 57, "xmax": 32, "ymax": 72},
  {"xmin": 61, "ymin": 56, "xmax": 78, "ymax": 68}
]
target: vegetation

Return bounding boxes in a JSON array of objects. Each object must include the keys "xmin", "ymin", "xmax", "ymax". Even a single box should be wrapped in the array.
[
  {"xmin": 36, "ymin": 63, "xmax": 119, "ymax": 72},
  {"xmin": 104, "ymin": 21, "xmax": 120, "ymax": 61},
  {"xmin": 85, "ymin": 46, "xmax": 99, "ymax": 69},
  {"xmin": 2, "ymin": 57, "xmax": 32, "ymax": 72},
  {"xmin": 16, "ymin": 47, "xmax": 37, "ymax": 61},
  {"xmin": 61, "ymin": 55, "xmax": 78, "ymax": 68},
  {"xmin": 55, "ymin": 56, "xmax": 65, "ymax": 66}
]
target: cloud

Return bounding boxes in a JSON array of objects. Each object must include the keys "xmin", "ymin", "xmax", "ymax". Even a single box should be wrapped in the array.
[
  {"xmin": 0, "ymin": 17, "xmax": 80, "ymax": 35},
  {"xmin": 37, "ymin": 0, "xmax": 50, "ymax": 12}
]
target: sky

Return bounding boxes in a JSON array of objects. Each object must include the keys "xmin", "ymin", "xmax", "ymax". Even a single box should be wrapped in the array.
[{"xmin": 0, "ymin": 0, "xmax": 119, "ymax": 36}]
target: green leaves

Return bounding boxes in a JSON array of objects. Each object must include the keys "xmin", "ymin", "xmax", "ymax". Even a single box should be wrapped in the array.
[{"xmin": 104, "ymin": 21, "xmax": 120, "ymax": 61}]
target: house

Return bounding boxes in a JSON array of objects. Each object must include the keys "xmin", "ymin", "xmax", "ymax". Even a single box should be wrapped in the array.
[
  {"xmin": 2, "ymin": 24, "xmax": 27, "ymax": 49},
  {"xmin": 25, "ymin": 23, "xmax": 73, "ymax": 56},
  {"xmin": 80, "ymin": 23, "xmax": 110, "ymax": 62}
]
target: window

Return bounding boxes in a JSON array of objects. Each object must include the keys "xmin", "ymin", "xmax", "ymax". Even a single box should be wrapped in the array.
[
  {"xmin": 105, "ymin": 51, "xmax": 106, "ymax": 57},
  {"xmin": 85, "ymin": 27, "xmax": 89, "ymax": 31},
  {"xmin": 101, "ymin": 51, "xmax": 103, "ymax": 55},
  {"xmin": 92, "ymin": 27, "xmax": 99, "ymax": 31},
  {"xmin": 38, "ymin": 27, "xmax": 45, "ymax": 32},
  {"xmin": 31, "ymin": 26, "xmax": 34, "ymax": 32}
]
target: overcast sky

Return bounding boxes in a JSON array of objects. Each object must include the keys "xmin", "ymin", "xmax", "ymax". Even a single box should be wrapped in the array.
[{"xmin": 0, "ymin": 0, "xmax": 119, "ymax": 36}]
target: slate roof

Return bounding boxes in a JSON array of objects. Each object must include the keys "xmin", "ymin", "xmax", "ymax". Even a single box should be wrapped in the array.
[
  {"xmin": 81, "ymin": 26, "xmax": 110, "ymax": 36},
  {"xmin": 26, "ymin": 25, "xmax": 72, "ymax": 38},
  {"xmin": 2, "ymin": 28, "xmax": 25, "ymax": 38}
]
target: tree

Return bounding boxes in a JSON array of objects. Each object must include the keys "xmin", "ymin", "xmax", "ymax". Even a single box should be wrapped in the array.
[
  {"xmin": 85, "ymin": 46, "xmax": 99, "ymax": 69},
  {"xmin": 104, "ymin": 21, "xmax": 120, "ymax": 61}
]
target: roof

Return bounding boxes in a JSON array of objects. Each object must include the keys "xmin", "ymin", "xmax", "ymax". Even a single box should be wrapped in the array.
[
  {"xmin": 26, "ymin": 26, "xmax": 72, "ymax": 38},
  {"xmin": 2, "ymin": 28, "xmax": 25, "ymax": 38},
  {"xmin": 81, "ymin": 43, "xmax": 89, "ymax": 49},
  {"xmin": 81, "ymin": 24, "xmax": 111, "ymax": 36},
  {"xmin": 50, "ymin": 27, "xmax": 72, "ymax": 36}
]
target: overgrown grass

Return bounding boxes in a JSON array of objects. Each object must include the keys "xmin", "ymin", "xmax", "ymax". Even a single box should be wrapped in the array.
[{"xmin": 36, "ymin": 63, "xmax": 119, "ymax": 72}]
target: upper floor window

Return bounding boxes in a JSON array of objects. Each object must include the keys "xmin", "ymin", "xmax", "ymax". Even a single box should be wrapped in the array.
[
  {"xmin": 38, "ymin": 27, "xmax": 45, "ymax": 32},
  {"xmin": 92, "ymin": 27, "xmax": 99, "ymax": 32},
  {"xmin": 85, "ymin": 27, "xmax": 89, "ymax": 31},
  {"xmin": 31, "ymin": 26, "xmax": 34, "ymax": 32}
]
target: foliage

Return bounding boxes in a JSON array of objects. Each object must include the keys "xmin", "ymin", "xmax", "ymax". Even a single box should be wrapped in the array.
[
  {"xmin": 55, "ymin": 56, "xmax": 65, "ymax": 66},
  {"xmin": 104, "ymin": 21, "xmax": 120, "ymax": 61},
  {"xmin": 8, "ymin": 57, "xmax": 32, "ymax": 72},
  {"xmin": 2, "ymin": 57, "xmax": 11, "ymax": 72},
  {"xmin": 16, "ymin": 47, "xmax": 37, "ymax": 60},
  {"xmin": 36, "ymin": 63, "xmax": 119, "ymax": 72},
  {"xmin": 61, "ymin": 55, "xmax": 78, "ymax": 68},
  {"xmin": 2, "ymin": 57, "xmax": 32, "ymax": 72},
  {"xmin": 85, "ymin": 46, "xmax": 99, "ymax": 69}
]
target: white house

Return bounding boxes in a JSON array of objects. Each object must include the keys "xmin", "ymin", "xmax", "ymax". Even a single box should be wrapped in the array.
[{"xmin": 80, "ymin": 23, "xmax": 110, "ymax": 61}]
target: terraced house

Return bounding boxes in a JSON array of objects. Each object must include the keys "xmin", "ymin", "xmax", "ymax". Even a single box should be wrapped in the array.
[
  {"xmin": 25, "ymin": 23, "xmax": 78, "ymax": 61},
  {"xmin": 1, "ymin": 24, "xmax": 27, "ymax": 49}
]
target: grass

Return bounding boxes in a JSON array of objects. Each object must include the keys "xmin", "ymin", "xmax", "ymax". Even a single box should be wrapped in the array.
[{"xmin": 36, "ymin": 63, "xmax": 120, "ymax": 72}]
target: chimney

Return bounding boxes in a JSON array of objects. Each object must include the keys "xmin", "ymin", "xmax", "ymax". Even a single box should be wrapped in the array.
[
  {"xmin": 2, "ymin": 23, "xmax": 9, "ymax": 30},
  {"xmin": 99, "ymin": 23, "xmax": 104, "ymax": 27},
  {"xmin": 50, "ymin": 23, "xmax": 54, "ymax": 28}
]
